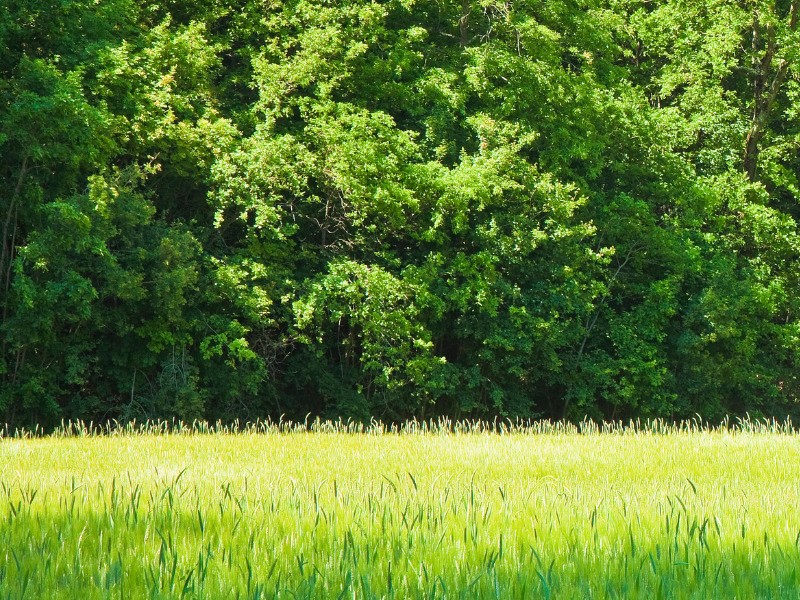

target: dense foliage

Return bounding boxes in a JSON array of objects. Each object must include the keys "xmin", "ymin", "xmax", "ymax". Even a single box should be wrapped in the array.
[{"xmin": 3, "ymin": 0, "xmax": 800, "ymax": 426}]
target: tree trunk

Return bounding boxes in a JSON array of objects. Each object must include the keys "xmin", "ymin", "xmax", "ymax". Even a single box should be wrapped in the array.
[
  {"xmin": 562, "ymin": 243, "xmax": 639, "ymax": 419},
  {"xmin": 743, "ymin": 2, "xmax": 798, "ymax": 181},
  {"xmin": 460, "ymin": 0, "xmax": 470, "ymax": 47},
  {"xmin": 0, "ymin": 157, "xmax": 27, "ymax": 295}
]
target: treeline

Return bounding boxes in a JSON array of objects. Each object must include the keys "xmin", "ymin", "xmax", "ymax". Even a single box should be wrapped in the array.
[{"xmin": 2, "ymin": 0, "xmax": 800, "ymax": 427}]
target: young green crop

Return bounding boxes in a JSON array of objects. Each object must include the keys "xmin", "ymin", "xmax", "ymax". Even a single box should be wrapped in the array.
[{"xmin": 1, "ymin": 423, "xmax": 799, "ymax": 598}]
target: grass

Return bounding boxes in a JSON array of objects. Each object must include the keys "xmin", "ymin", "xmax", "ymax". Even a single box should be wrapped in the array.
[{"xmin": 0, "ymin": 418, "xmax": 799, "ymax": 598}]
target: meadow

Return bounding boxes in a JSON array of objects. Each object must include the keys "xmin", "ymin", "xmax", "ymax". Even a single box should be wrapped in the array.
[{"xmin": 1, "ymin": 419, "xmax": 799, "ymax": 599}]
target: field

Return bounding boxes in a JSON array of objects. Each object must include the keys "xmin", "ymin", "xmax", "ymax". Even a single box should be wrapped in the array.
[{"xmin": 1, "ymin": 420, "xmax": 799, "ymax": 599}]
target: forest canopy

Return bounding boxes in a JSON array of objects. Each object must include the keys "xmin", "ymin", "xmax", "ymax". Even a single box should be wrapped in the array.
[{"xmin": 2, "ymin": 0, "xmax": 800, "ymax": 427}]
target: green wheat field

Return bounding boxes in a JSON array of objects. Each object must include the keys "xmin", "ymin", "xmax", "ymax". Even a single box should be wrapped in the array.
[{"xmin": 1, "ymin": 419, "xmax": 799, "ymax": 599}]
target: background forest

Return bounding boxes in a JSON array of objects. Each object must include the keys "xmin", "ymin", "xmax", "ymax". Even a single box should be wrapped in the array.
[{"xmin": 2, "ymin": 0, "xmax": 800, "ymax": 427}]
